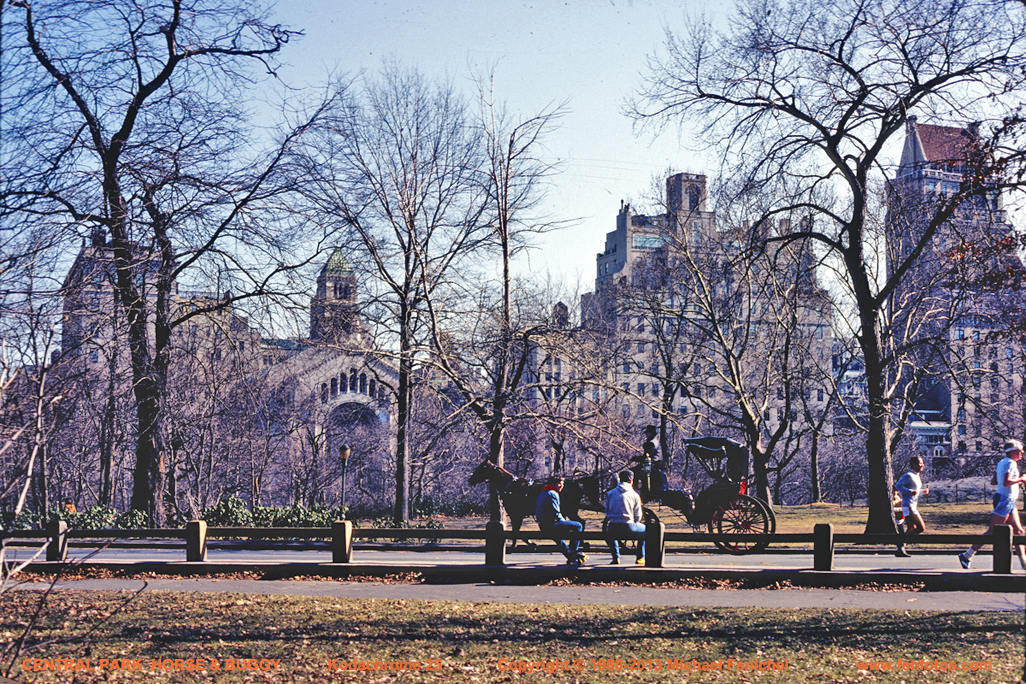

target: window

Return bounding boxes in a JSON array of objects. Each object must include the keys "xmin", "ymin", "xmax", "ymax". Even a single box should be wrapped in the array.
[
  {"xmin": 320, "ymin": 383, "xmax": 328, "ymax": 404},
  {"xmin": 972, "ymin": 330, "xmax": 980, "ymax": 342},
  {"xmin": 632, "ymin": 234, "xmax": 663, "ymax": 250},
  {"xmin": 637, "ymin": 383, "xmax": 646, "ymax": 396},
  {"xmin": 330, "ymin": 378, "xmax": 337, "ymax": 398},
  {"xmin": 956, "ymin": 329, "xmax": 964, "ymax": 340},
  {"xmin": 817, "ymin": 389, "xmax": 824, "ymax": 402}
]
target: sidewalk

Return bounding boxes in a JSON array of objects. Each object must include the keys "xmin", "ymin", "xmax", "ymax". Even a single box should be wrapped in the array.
[{"xmin": 11, "ymin": 576, "xmax": 1025, "ymax": 613}]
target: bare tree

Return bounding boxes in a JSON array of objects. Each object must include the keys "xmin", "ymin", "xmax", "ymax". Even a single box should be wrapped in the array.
[
  {"xmin": 2, "ymin": 0, "xmax": 325, "ymax": 524},
  {"xmin": 423, "ymin": 78, "xmax": 570, "ymax": 520},
  {"xmin": 302, "ymin": 63, "xmax": 487, "ymax": 523},
  {"xmin": 631, "ymin": 0, "xmax": 1026, "ymax": 532}
]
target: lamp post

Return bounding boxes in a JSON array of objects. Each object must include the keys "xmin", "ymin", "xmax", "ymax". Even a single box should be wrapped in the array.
[{"xmin": 339, "ymin": 444, "xmax": 351, "ymax": 518}]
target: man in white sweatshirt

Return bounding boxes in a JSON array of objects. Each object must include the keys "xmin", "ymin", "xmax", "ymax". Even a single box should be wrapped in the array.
[{"xmin": 605, "ymin": 471, "xmax": 646, "ymax": 565}]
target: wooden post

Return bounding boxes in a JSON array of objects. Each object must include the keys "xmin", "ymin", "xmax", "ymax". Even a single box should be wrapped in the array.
[
  {"xmin": 485, "ymin": 520, "xmax": 506, "ymax": 566},
  {"xmin": 186, "ymin": 520, "xmax": 207, "ymax": 562},
  {"xmin": 46, "ymin": 519, "xmax": 68, "ymax": 562},
  {"xmin": 814, "ymin": 523, "xmax": 834, "ymax": 571},
  {"xmin": 645, "ymin": 521, "xmax": 665, "ymax": 568},
  {"xmin": 332, "ymin": 520, "xmax": 353, "ymax": 563},
  {"xmin": 993, "ymin": 524, "xmax": 1012, "ymax": 574}
]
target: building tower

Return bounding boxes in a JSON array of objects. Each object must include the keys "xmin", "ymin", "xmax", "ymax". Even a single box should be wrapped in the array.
[{"xmin": 310, "ymin": 247, "xmax": 360, "ymax": 343}]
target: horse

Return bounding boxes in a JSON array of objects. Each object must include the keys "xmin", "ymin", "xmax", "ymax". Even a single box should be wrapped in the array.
[{"xmin": 468, "ymin": 460, "xmax": 604, "ymax": 552}]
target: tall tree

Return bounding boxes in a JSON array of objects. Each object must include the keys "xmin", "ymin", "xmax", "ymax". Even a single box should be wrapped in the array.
[
  {"xmin": 632, "ymin": 0, "xmax": 1026, "ymax": 532},
  {"xmin": 303, "ymin": 64, "xmax": 486, "ymax": 523},
  {"xmin": 1, "ymin": 0, "xmax": 320, "ymax": 524},
  {"xmin": 424, "ymin": 76, "xmax": 569, "ymax": 520}
]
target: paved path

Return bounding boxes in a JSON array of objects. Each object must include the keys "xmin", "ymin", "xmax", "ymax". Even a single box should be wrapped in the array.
[
  {"xmin": 3, "ymin": 545, "xmax": 1009, "ymax": 573},
  {"xmin": 11, "ymin": 576, "xmax": 1024, "ymax": 613}
]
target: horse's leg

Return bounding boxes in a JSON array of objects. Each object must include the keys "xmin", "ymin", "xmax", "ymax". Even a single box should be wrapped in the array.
[
  {"xmin": 570, "ymin": 513, "xmax": 588, "ymax": 550},
  {"xmin": 510, "ymin": 516, "xmax": 522, "ymax": 552}
]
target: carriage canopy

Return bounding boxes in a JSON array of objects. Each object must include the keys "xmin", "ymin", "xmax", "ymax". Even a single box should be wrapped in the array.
[{"xmin": 682, "ymin": 437, "xmax": 749, "ymax": 484}]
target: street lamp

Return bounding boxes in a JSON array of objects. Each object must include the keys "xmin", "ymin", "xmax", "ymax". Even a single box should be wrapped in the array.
[{"xmin": 339, "ymin": 444, "xmax": 351, "ymax": 518}]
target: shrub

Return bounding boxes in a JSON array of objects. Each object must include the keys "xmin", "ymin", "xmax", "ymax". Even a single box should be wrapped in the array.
[
  {"xmin": 251, "ymin": 503, "xmax": 346, "ymax": 528},
  {"xmin": 5, "ymin": 505, "xmax": 150, "ymax": 530},
  {"xmin": 201, "ymin": 497, "xmax": 253, "ymax": 527}
]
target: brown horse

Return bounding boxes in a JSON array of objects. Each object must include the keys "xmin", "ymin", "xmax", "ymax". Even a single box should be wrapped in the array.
[{"xmin": 468, "ymin": 460, "xmax": 603, "ymax": 552}]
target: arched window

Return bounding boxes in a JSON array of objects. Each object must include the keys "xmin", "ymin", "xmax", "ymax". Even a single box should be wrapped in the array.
[
  {"xmin": 369, "ymin": 379, "xmax": 376, "ymax": 397},
  {"xmin": 340, "ymin": 373, "xmax": 348, "ymax": 393},
  {"xmin": 688, "ymin": 185, "xmax": 700, "ymax": 211},
  {"xmin": 359, "ymin": 373, "xmax": 367, "ymax": 394},
  {"xmin": 350, "ymin": 368, "xmax": 357, "ymax": 391},
  {"xmin": 320, "ymin": 383, "xmax": 328, "ymax": 404}
]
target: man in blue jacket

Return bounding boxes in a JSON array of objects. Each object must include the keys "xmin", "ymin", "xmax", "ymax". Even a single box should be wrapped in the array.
[{"xmin": 536, "ymin": 476, "xmax": 587, "ymax": 566}]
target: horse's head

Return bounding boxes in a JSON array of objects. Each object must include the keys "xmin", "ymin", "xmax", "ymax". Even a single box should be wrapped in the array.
[
  {"xmin": 468, "ymin": 460, "xmax": 496, "ymax": 486},
  {"xmin": 573, "ymin": 474, "xmax": 604, "ymax": 508},
  {"xmin": 563, "ymin": 472, "xmax": 605, "ymax": 512}
]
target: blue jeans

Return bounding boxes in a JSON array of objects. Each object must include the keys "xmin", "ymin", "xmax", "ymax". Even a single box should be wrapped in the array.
[
  {"xmin": 542, "ymin": 520, "xmax": 583, "ymax": 558},
  {"xmin": 607, "ymin": 521, "xmax": 646, "ymax": 560}
]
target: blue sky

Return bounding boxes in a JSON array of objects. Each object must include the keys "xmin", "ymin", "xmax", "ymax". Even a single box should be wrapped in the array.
[{"xmin": 270, "ymin": 1, "xmax": 724, "ymax": 289}]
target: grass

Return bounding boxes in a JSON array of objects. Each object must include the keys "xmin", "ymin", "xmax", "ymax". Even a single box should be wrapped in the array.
[{"xmin": 1, "ymin": 590, "xmax": 1023, "ymax": 683}]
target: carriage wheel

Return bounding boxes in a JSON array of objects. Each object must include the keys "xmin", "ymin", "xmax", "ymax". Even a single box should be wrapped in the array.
[
  {"xmin": 707, "ymin": 494, "xmax": 771, "ymax": 554},
  {"xmin": 758, "ymin": 498, "xmax": 778, "ymax": 535}
]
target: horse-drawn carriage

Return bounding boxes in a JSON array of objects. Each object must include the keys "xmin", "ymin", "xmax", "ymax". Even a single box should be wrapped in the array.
[
  {"xmin": 631, "ymin": 436, "xmax": 776, "ymax": 554},
  {"xmin": 468, "ymin": 434, "xmax": 776, "ymax": 555}
]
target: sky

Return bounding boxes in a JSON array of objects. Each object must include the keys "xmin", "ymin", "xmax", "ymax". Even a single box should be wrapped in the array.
[{"xmin": 269, "ymin": 0, "xmax": 725, "ymax": 291}]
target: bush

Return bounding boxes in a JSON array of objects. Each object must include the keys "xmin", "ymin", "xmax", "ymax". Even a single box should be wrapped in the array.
[
  {"xmin": 5, "ymin": 505, "xmax": 150, "ymax": 531},
  {"xmin": 201, "ymin": 497, "xmax": 253, "ymax": 527},
  {"xmin": 251, "ymin": 503, "xmax": 347, "ymax": 528}
]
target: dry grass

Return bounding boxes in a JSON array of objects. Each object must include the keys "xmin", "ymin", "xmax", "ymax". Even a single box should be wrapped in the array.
[{"xmin": 1, "ymin": 589, "xmax": 1022, "ymax": 683}]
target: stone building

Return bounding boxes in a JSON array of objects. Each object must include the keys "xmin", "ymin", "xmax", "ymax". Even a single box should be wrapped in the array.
[
  {"xmin": 889, "ymin": 118, "xmax": 1026, "ymax": 474},
  {"xmin": 576, "ymin": 173, "xmax": 835, "ymax": 499},
  {"xmin": 55, "ymin": 238, "xmax": 394, "ymax": 513}
]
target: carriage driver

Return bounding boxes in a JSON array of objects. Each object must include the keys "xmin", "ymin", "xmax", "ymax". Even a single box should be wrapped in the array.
[
  {"xmin": 536, "ymin": 476, "xmax": 588, "ymax": 567},
  {"xmin": 633, "ymin": 425, "xmax": 668, "ymax": 495}
]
